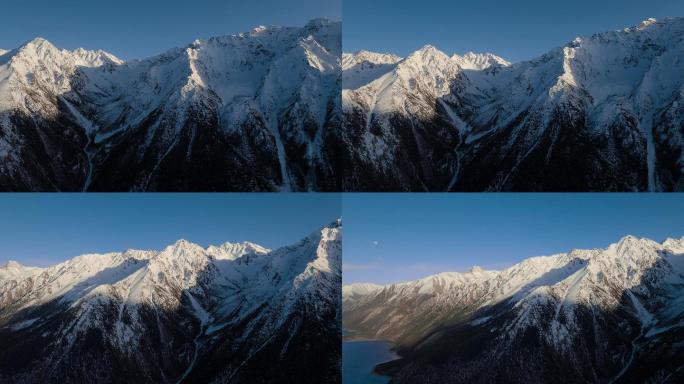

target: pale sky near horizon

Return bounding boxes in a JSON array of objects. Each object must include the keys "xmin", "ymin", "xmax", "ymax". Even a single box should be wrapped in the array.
[{"xmin": 343, "ymin": 194, "xmax": 684, "ymax": 285}]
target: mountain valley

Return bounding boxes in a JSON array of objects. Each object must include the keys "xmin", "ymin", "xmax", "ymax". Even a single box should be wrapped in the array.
[{"xmin": 343, "ymin": 235, "xmax": 684, "ymax": 383}]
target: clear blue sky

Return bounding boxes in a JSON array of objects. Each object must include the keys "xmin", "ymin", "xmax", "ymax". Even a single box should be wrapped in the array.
[
  {"xmin": 344, "ymin": 0, "xmax": 684, "ymax": 62},
  {"xmin": 343, "ymin": 194, "xmax": 684, "ymax": 285},
  {"xmin": 0, "ymin": 194, "xmax": 340, "ymax": 267},
  {"xmin": 0, "ymin": 0, "xmax": 341, "ymax": 60}
]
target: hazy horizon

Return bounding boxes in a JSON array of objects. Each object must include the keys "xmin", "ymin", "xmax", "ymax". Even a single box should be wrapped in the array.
[
  {"xmin": 344, "ymin": 230, "xmax": 683, "ymax": 286},
  {"xmin": 343, "ymin": 194, "xmax": 684, "ymax": 285}
]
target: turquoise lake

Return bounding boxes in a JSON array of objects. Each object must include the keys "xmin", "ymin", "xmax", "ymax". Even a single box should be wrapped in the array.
[{"xmin": 342, "ymin": 340, "xmax": 396, "ymax": 384}]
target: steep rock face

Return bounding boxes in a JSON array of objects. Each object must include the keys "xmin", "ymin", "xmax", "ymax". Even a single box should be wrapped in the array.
[
  {"xmin": 342, "ymin": 18, "xmax": 684, "ymax": 191},
  {"xmin": 0, "ymin": 221, "xmax": 342, "ymax": 383},
  {"xmin": 343, "ymin": 235, "xmax": 684, "ymax": 383},
  {"xmin": 0, "ymin": 19, "xmax": 341, "ymax": 191}
]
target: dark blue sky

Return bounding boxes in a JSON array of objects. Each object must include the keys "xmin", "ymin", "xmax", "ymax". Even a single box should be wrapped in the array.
[
  {"xmin": 0, "ymin": 0, "xmax": 341, "ymax": 60},
  {"xmin": 0, "ymin": 194, "xmax": 340, "ymax": 267},
  {"xmin": 344, "ymin": 0, "xmax": 684, "ymax": 62},
  {"xmin": 343, "ymin": 194, "xmax": 684, "ymax": 285}
]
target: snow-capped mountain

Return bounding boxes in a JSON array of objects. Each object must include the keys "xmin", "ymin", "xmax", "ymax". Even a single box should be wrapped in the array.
[
  {"xmin": 341, "ymin": 282, "xmax": 382, "ymax": 301},
  {"xmin": 342, "ymin": 17, "xmax": 684, "ymax": 192},
  {"xmin": 0, "ymin": 220, "xmax": 342, "ymax": 383},
  {"xmin": 0, "ymin": 18, "xmax": 341, "ymax": 191},
  {"xmin": 343, "ymin": 235, "xmax": 684, "ymax": 383}
]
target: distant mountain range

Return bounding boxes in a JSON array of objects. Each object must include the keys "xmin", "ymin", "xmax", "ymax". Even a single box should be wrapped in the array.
[
  {"xmin": 342, "ymin": 18, "xmax": 684, "ymax": 191},
  {"xmin": 4, "ymin": 17, "xmax": 684, "ymax": 191},
  {"xmin": 0, "ymin": 19, "xmax": 341, "ymax": 191},
  {"xmin": 0, "ymin": 220, "xmax": 342, "ymax": 383},
  {"xmin": 343, "ymin": 235, "xmax": 684, "ymax": 383}
]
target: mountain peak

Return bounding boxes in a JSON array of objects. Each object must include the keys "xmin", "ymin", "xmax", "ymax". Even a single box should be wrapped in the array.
[
  {"xmin": 342, "ymin": 50, "xmax": 402, "ymax": 75},
  {"xmin": 616, "ymin": 234, "xmax": 650, "ymax": 246},
  {"xmin": 8, "ymin": 36, "xmax": 122, "ymax": 70},
  {"xmin": 164, "ymin": 239, "xmax": 207, "ymax": 255},
  {"xmin": 72, "ymin": 47, "xmax": 123, "ymax": 65},
  {"xmin": 638, "ymin": 17, "xmax": 658, "ymax": 29},
  {"xmin": 26, "ymin": 36, "xmax": 50, "ymax": 45},
  {"xmin": 404, "ymin": 45, "xmax": 451, "ymax": 66},
  {"xmin": 663, "ymin": 236, "xmax": 684, "ymax": 251},
  {"xmin": 452, "ymin": 51, "xmax": 511, "ymax": 70},
  {"xmin": 414, "ymin": 44, "xmax": 442, "ymax": 56},
  {"xmin": 350, "ymin": 50, "xmax": 402, "ymax": 63},
  {"xmin": 251, "ymin": 25, "xmax": 268, "ymax": 34},
  {"xmin": 11, "ymin": 37, "xmax": 59, "ymax": 61},
  {"xmin": 419, "ymin": 44, "xmax": 438, "ymax": 50},
  {"xmin": 212, "ymin": 240, "xmax": 270, "ymax": 256},
  {"xmin": 172, "ymin": 238, "xmax": 196, "ymax": 248},
  {"xmin": 239, "ymin": 240, "xmax": 262, "ymax": 248},
  {"xmin": 20, "ymin": 37, "xmax": 56, "ymax": 51},
  {"xmin": 2, "ymin": 260, "xmax": 22, "ymax": 269},
  {"xmin": 609, "ymin": 234, "xmax": 660, "ymax": 251},
  {"xmin": 342, "ymin": 282, "xmax": 382, "ymax": 300}
]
